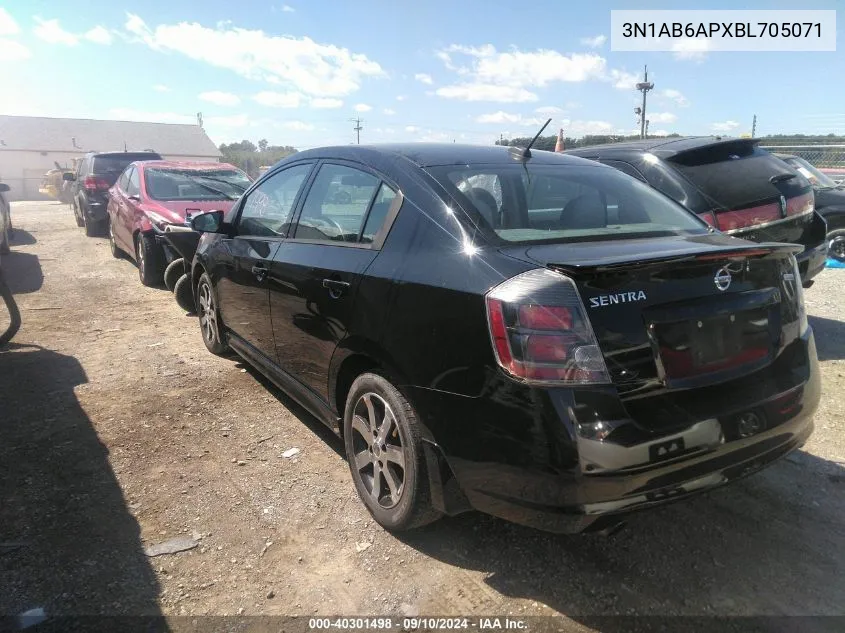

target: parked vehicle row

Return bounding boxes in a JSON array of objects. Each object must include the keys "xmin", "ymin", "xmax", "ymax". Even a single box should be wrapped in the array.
[
  {"xmin": 565, "ymin": 137, "xmax": 829, "ymax": 285},
  {"xmin": 74, "ymin": 139, "xmax": 822, "ymax": 536}
]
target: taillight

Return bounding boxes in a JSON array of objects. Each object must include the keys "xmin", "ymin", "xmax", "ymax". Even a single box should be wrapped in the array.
[
  {"xmin": 697, "ymin": 211, "xmax": 716, "ymax": 227},
  {"xmin": 716, "ymin": 202, "xmax": 780, "ymax": 232},
  {"xmin": 485, "ymin": 268, "xmax": 610, "ymax": 385},
  {"xmin": 785, "ymin": 192, "xmax": 814, "ymax": 217},
  {"xmin": 83, "ymin": 176, "xmax": 110, "ymax": 191}
]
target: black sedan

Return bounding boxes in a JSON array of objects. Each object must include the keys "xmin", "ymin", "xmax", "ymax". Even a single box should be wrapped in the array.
[
  {"xmin": 566, "ymin": 137, "xmax": 829, "ymax": 286},
  {"xmin": 774, "ymin": 153, "xmax": 845, "ymax": 261},
  {"xmin": 186, "ymin": 143, "xmax": 820, "ymax": 534}
]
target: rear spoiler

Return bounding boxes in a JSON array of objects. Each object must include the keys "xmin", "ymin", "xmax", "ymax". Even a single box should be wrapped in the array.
[{"xmin": 550, "ymin": 242, "xmax": 802, "ymax": 276}]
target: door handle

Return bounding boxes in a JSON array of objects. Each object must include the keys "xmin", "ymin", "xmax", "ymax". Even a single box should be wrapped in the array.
[
  {"xmin": 322, "ymin": 278, "xmax": 350, "ymax": 298},
  {"xmin": 252, "ymin": 264, "xmax": 268, "ymax": 280}
]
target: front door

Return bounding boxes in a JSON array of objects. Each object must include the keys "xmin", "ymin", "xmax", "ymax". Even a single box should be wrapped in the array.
[
  {"xmin": 269, "ymin": 162, "xmax": 400, "ymax": 400},
  {"xmin": 216, "ymin": 162, "xmax": 314, "ymax": 361}
]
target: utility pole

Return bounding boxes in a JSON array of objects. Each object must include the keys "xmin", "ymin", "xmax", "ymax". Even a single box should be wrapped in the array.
[
  {"xmin": 197, "ymin": 112, "xmax": 203, "ymax": 128},
  {"xmin": 635, "ymin": 65, "xmax": 654, "ymax": 140},
  {"xmin": 645, "ymin": 120, "xmax": 650, "ymax": 139},
  {"xmin": 350, "ymin": 117, "xmax": 363, "ymax": 144},
  {"xmin": 751, "ymin": 114, "xmax": 757, "ymax": 138}
]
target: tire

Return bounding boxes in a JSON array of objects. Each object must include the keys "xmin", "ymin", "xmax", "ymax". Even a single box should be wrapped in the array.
[
  {"xmin": 135, "ymin": 232, "xmax": 164, "ymax": 287},
  {"xmin": 73, "ymin": 200, "xmax": 84, "ymax": 227},
  {"xmin": 0, "ymin": 226, "xmax": 9, "ymax": 256},
  {"xmin": 164, "ymin": 258, "xmax": 186, "ymax": 291},
  {"xmin": 343, "ymin": 373, "xmax": 441, "ymax": 531},
  {"xmin": 108, "ymin": 219, "xmax": 123, "ymax": 258},
  {"xmin": 829, "ymin": 229, "xmax": 845, "ymax": 263},
  {"xmin": 173, "ymin": 274, "xmax": 195, "ymax": 313},
  {"xmin": 196, "ymin": 272, "xmax": 229, "ymax": 355},
  {"xmin": 82, "ymin": 203, "xmax": 99, "ymax": 237}
]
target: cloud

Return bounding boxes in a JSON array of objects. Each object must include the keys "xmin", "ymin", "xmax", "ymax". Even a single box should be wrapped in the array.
[
  {"xmin": 253, "ymin": 91, "xmax": 302, "ymax": 108},
  {"xmin": 648, "ymin": 112, "xmax": 677, "ymax": 124},
  {"xmin": 123, "ymin": 13, "xmax": 385, "ymax": 97},
  {"xmin": 310, "ymin": 97, "xmax": 343, "ymax": 108},
  {"xmin": 608, "ymin": 69, "xmax": 639, "ymax": 90},
  {"xmin": 580, "ymin": 34, "xmax": 607, "ymax": 48},
  {"xmin": 281, "ymin": 4, "xmax": 295, "ymax": 12},
  {"xmin": 153, "ymin": 84, "xmax": 170, "ymax": 92},
  {"xmin": 436, "ymin": 83, "xmax": 538, "ymax": 103},
  {"xmin": 476, "ymin": 111, "xmax": 544, "ymax": 126},
  {"xmin": 354, "ymin": 103, "xmax": 372, "ymax": 112},
  {"xmin": 282, "ymin": 120, "xmax": 315, "ymax": 131},
  {"xmin": 0, "ymin": 38, "xmax": 29, "ymax": 61},
  {"xmin": 711, "ymin": 120, "xmax": 739, "ymax": 132},
  {"xmin": 565, "ymin": 119, "xmax": 616, "ymax": 136},
  {"xmin": 84, "ymin": 25, "xmax": 113, "ymax": 44},
  {"xmin": 439, "ymin": 44, "xmax": 606, "ymax": 89},
  {"xmin": 672, "ymin": 38, "xmax": 709, "ymax": 61},
  {"xmin": 535, "ymin": 106, "xmax": 563, "ymax": 114},
  {"xmin": 415, "ymin": 73, "xmax": 433, "ymax": 85},
  {"xmin": 405, "ymin": 125, "xmax": 419, "ymax": 133},
  {"xmin": 199, "ymin": 91, "xmax": 241, "ymax": 106},
  {"xmin": 396, "ymin": 95, "xmax": 407, "ymax": 101},
  {"xmin": 0, "ymin": 8, "xmax": 20, "ymax": 35},
  {"xmin": 383, "ymin": 108, "xmax": 396, "ymax": 115},
  {"xmin": 661, "ymin": 88, "xmax": 690, "ymax": 107},
  {"xmin": 33, "ymin": 17, "xmax": 79, "ymax": 45},
  {"xmin": 109, "ymin": 108, "xmax": 195, "ymax": 124}
]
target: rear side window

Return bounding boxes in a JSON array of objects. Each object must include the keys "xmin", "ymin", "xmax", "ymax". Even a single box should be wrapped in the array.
[
  {"xmin": 126, "ymin": 167, "xmax": 140, "ymax": 196},
  {"xmin": 361, "ymin": 183, "xmax": 398, "ymax": 244},
  {"xmin": 294, "ymin": 164, "xmax": 382, "ymax": 243},
  {"xmin": 117, "ymin": 168, "xmax": 131, "ymax": 191}
]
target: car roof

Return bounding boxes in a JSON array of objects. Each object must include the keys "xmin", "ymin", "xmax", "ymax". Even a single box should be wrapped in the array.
[
  {"xmin": 137, "ymin": 160, "xmax": 242, "ymax": 171},
  {"xmin": 291, "ymin": 143, "xmax": 593, "ymax": 168},
  {"xmin": 566, "ymin": 136, "xmax": 760, "ymax": 158},
  {"xmin": 87, "ymin": 151, "xmax": 161, "ymax": 157}
]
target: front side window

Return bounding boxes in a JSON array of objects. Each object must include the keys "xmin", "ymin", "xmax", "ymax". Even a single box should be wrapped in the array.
[
  {"xmin": 126, "ymin": 167, "xmax": 140, "ymax": 196},
  {"xmin": 238, "ymin": 163, "xmax": 312, "ymax": 237},
  {"xmin": 294, "ymin": 164, "xmax": 381, "ymax": 243},
  {"xmin": 145, "ymin": 168, "xmax": 251, "ymax": 201},
  {"xmin": 429, "ymin": 163, "xmax": 708, "ymax": 244}
]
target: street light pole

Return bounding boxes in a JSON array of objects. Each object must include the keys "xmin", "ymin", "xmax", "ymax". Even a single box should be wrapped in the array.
[{"xmin": 635, "ymin": 65, "xmax": 654, "ymax": 140}]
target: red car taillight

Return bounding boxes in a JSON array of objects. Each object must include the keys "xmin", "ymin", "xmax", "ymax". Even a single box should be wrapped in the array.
[
  {"xmin": 785, "ymin": 192, "xmax": 814, "ymax": 217},
  {"xmin": 83, "ymin": 176, "xmax": 110, "ymax": 191},
  {"xmin": 485, "ymin": 268, "xmax": 610, "ymax": 385},
  {"xmin": 715, "ymin": 193, "xmax": 815, "ymax": 232}
]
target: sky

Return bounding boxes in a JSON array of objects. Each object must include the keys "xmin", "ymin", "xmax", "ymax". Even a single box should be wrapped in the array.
[{"xmin": 0, "ymin": 0, "xmax": 842, "ymax": 149}]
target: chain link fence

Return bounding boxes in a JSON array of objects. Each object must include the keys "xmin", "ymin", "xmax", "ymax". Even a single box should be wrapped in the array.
[{"xmin": 757, "ymin": 144, "xmax": 845, "ymax": 179}]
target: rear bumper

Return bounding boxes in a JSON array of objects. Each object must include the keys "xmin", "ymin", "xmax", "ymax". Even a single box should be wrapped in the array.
[
  {"xmin": 795, "ymin": 240, "xmax": 828, "ymax": 283},
  {"xmin": 82, "ymin": 199, "xmax": 108, "ymax": 223},
  {"xmin": 409, "ymin": 329, "xmax": 820, "ymax": 534}
]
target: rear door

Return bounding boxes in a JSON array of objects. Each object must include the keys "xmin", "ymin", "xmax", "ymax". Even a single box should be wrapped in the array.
[
  {"xmin": 216, "ymin": 163, "xmax": 314, "ymax": 361},
  {"xmin": 110, "ymin": 166, "xmax": 134, "ymax": 252},
  {"xmin": 269, "ymin": 161, "xmax": 400, "ymax": 400}
]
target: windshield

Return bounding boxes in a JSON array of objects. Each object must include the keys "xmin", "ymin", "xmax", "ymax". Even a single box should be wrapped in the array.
[
  {"xmin": 783, "ymin": 156, "xmax": 838, "ymax": 188},
  {"xmin": 428, "ymin": 163, "xmax": 709, "ymax": 244},
  {"xmin": 145, "ymin": 168, "xmax": 251, "ymax": 201}
]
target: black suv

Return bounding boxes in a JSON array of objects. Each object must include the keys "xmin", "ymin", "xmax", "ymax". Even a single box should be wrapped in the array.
[
  {"xmin": 184, "ymin": 144, "xmax": 819, "ymax": 535},
  {"xmin": 64, "ymin": 150, "xmax": 162, "ymax": 236},
  {"xmin": 566, "ymin": 138, "xmax": 828, "ymax": 286}
]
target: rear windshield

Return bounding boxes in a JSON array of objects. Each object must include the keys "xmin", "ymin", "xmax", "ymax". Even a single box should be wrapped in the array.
[
  {"xmin": 427, "ymin": 163, "xmax": 709, "ymax": 244},
  {"xmin": 93, "ymin": 154, "xmax": 161, "ymax": 183},
  {"xmin": 145, "ymin": 168, "xmax": 251, "ymax": 201},
  {"xmin": 667, "ymin": 142, "xmax": 810, "ymax": 209}
]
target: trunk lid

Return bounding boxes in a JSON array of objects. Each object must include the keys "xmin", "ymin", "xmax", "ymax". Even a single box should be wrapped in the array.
[{"xmin": 501, "ymin": 234, "xmax": 804, "ymax": 397}]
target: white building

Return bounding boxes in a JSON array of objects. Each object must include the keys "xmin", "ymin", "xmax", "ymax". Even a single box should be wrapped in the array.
[{"xmin": 0, "ymin": 116, "xmax": 222, "ymax": 200}]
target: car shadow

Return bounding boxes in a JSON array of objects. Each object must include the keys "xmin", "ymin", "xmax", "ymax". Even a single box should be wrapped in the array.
[
  {"xmin": 395, "ymin": 450, "xmax": 845, "ymax": 627},
  {"xmin": 1, "ymin": 251, "xmax": 43, "ymax": 295},
  {"xmin": 0, "ymin": 343, "xmax": 167, "ymax": 631},
  {"xmin": 9, "ymin": 229, "xmax": 36, "ymax": 247},
  {"xmin": 234, "ymin": 360, "xmax": 344, "ymax": 458},
  {"xmin": 808, "ymin": 315, "xmax": 845, "ymax": 361}
]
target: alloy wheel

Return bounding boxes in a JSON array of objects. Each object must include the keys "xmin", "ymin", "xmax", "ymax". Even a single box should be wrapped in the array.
[
  {"xmin": 350, "ymin": 392, "xmax": 406, "ymax": 509},
  {"xmin": 137, "ymin": 238, "xmax": 145, "ymax": 279},
  {"xmin": 198, "ymin": 282, "xmax": 218, "ymax": 345},
  {"xmin": 830, "ymin": 235, "xmax": 845, "ymax": 262}
]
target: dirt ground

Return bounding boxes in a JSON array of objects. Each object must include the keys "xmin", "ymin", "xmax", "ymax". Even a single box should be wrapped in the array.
[{"xmin": 1, "ymin": 201, "xmax": 844, "ymax": 630}]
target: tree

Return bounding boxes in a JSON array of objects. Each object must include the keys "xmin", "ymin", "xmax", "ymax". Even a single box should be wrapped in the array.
[
  {"xmin": 258, "ymin": 139, "xmax": 268, "ymax": 152},
  {"xmin": 218, "ymin": 139, "xmax": 299, "ymax": 179},
  {"xmin": 219, "ymin": 140, "xmax": 257, "ymax": 153}
]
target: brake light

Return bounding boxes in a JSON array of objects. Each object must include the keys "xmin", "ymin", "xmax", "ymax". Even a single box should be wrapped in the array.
[
  {"xmin": 485, "ymin": 268, "xmax": 610, "ymax": 385},
  {"xmin": 84, "ymin": 176, "xmax": 110, "ymax": 191},
  {"xmin": 697, "ymin": 211, "xmax": 716, "ymax": 227}
]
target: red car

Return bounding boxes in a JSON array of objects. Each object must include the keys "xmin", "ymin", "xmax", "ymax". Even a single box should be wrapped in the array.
[{"xmin": 107, "ymin": 161, "xmax": 251, "ymax": 285}]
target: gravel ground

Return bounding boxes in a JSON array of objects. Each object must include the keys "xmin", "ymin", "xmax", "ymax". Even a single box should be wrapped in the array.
[{"xmin": 1, "ymin": 201, "xmax": 844, "ymax": 630}]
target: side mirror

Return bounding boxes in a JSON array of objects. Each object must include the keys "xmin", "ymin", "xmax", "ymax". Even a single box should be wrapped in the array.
[
  {"xmin": 0, "ymin": 183, "xmax": 9, "ymax": 193},
  {"xmin": 191, "ymin": 209, "xmax": 225, "ymax": 233},
  {"xmin": 63, "ymin": 173, "xmax": 76, "ymax": 181}
]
